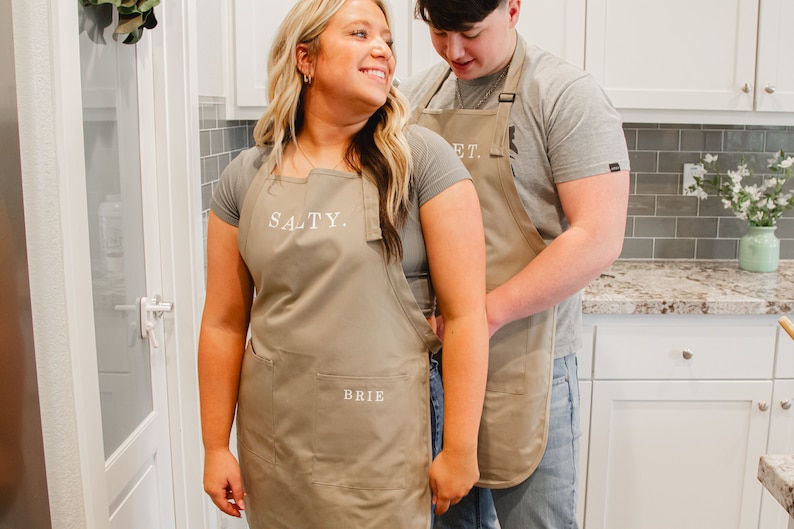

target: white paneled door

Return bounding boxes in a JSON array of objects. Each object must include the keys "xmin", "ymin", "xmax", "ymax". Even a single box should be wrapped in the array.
[{"xmin": 78, "ymin": 5, "xmax": 176, "ymax": 528}]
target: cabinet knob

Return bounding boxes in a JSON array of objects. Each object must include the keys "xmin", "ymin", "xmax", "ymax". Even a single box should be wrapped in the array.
[
  {"xmin": 782, "ymin": 400, "xmax": 792, "ymax": 410},
  {"xmin": 742, "ymin": 83, "xmax": 753, "ymax": 93},
  {"xmin": 759, "ymin": 401, "xmax": 770, "ymax": 412},
  {"xmin": 765, "ymin": 84, "xmax": 777, "ymax": 94},
  {"xmin": 682, "ymin": 349, "xmax": 693, "ymax": 360}
]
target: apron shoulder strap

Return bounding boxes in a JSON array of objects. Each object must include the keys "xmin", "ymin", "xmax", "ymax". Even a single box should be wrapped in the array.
[
  {"xmin": 408, "ymin": 64, "xmax": 453, "ymax": 125},
  {"xmin": 238, "ymin": 155, "xmax": 275, "ymax": 254},
  {"xmin": 490, "ymin": 36, "xmax": 527, "ymax": 157}
]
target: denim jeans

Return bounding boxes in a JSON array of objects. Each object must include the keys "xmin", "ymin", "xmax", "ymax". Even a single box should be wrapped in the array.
[
  {"xmin": 433, "ymin": 354, "xmax": 581, "ymax": 529},
  {"xmin": 429, "ymin": 357, "xmax": 443, "ymax": 526},
  {"xmin": 430, "ymin": 357, "xmax": 444, "ymax": 459}
]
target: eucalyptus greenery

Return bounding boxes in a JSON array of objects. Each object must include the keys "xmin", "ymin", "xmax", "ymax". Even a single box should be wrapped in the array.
[
  {"xmin": 687, "ymin": 151, "xmax": 794, "ymax": 227},
  {"xmin": 79, "ymin": 0, "xmax": 160, "ymax": 45}
]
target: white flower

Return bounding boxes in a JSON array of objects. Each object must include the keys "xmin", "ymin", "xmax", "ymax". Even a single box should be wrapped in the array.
[
  {"xmin": 764, "ymin": 177, "xmax": 780, "ymax": 187},
  {"xmin": 688, "ymin": 151, "xmax": 794, "ymax": 227}
]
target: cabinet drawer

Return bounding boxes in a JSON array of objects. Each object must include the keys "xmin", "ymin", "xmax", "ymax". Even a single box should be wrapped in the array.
[{"xmin": 594, "ymin": 324, "xmax": 775, "ymax": 379}]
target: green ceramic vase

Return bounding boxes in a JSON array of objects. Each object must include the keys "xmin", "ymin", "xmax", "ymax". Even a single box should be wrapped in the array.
[{"xmin": 738, "ymin": 225, "xmax": 779, "ymax": 272}]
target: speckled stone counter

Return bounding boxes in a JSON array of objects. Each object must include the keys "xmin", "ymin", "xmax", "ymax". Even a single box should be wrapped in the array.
[
  {"xmin": 758, "ymin": 455, "xmax": 794, "ymax": 522},
  {"xmin": 583, "ymin": 260, "xmax": 794, "ymax": 316}
]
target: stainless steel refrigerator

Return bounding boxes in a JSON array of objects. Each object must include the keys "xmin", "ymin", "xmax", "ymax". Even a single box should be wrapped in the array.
[{"xmin": 0, "ymin": 1, "xmax": 53, "ymax": 527}]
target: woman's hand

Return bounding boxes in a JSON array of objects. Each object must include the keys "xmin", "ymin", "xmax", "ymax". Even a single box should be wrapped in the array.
[
  {"xmin": 203, "ymin": 447, "xmax": 246, "ymax": 517},
  {"xmin": 428, "ymin": 446, "xmax": 479, "ymax": 515}
]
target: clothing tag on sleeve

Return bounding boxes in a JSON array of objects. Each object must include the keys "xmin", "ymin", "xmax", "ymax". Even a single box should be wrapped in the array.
[{"xmin": 609, "ymin": 163, "xmax": 621, "ymax": 172}]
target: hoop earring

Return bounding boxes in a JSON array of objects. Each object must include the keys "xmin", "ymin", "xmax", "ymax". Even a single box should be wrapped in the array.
[{"xmin": 303, "ymin": 73, "xmax": 312, "ymax": 85}]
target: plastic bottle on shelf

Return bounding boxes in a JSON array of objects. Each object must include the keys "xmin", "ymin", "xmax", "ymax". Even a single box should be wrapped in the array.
[{"xmin": 98, "ymin": 194, "xmax": 123, "ymax": 273}]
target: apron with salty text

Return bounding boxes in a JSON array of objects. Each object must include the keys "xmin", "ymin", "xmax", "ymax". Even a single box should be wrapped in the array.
[
  {"xmin": 410, "ymin": 40, "xmax": 557, "ymax": 488},
  {"xmin": 236, "ymin": 159, "xmax": 442, "ymax": 527}
]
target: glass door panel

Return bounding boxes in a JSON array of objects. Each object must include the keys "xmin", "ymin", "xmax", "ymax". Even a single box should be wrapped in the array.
[{"xmin": 79, "ymin": 4, "xmax": 152, "ymax": 459}]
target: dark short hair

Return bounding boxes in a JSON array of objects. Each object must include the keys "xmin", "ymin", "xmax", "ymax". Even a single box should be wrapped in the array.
[{"xmin": 414, "ymin": 0, "xmax": 507, "ymax": 32}]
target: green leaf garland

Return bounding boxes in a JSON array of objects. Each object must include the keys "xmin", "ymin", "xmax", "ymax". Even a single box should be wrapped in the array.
[{"xmin": 80, "ymin": 0, "xmax": 160, "ymax": 45}]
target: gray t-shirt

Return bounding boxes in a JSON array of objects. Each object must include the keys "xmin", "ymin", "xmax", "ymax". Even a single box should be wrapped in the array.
[
  {"xmin": 400, "ymin": 36, "xmax": 630, "ymax": 357},
  {"xmin": 210, "ymin": 125, "xmax": 471, "ymax": 317}
]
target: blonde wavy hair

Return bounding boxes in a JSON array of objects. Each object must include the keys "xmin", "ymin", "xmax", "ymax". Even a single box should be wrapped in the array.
[{"xmin": 253, "ymin": 0, "xmax": 412, "ymax": 260}]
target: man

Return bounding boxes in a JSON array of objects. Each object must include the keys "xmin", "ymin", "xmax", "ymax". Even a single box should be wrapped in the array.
[{"xmin": 400, "ymin": 1, "xmax": 630, "ymax": 528}]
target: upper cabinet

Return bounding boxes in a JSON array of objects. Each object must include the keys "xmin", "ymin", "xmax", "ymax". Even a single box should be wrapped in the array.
[
  {"xmin": 754, "ymin": 0, "xmax": 794, "ymax": 113},
  {"xmin": 197, "ymin": 0, "xmax": 792, "ymax": 124},
  {"xmin": 585, "ymin": 0, "xmax": 794, "ymax": 124}
]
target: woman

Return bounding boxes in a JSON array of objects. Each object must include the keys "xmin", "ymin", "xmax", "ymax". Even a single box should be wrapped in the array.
[{"xmin": 197, "ymin": 0, "xmax": 488, "ymax": 527}]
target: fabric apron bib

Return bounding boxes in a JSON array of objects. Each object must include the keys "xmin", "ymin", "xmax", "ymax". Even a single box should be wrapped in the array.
[
  {"xmin": 410, "ymin": 40, "xmax": 557, "ymax": 488},
  {"xmin": 235, "ymin": 160, "xmax": 442, "ymax": 528}
]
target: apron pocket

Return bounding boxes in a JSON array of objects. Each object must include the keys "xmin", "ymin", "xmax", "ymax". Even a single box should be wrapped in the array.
[
  {"xmin": 486, "ymin": 318, "xmax": 530, "ymax": 395},
  {"xmin": 312, "ymin": 372, "xmax": 410, "ymax": 490},
  {"xmin": 237, "ymin": 343, "xmax": 276, "ymax": 464}
]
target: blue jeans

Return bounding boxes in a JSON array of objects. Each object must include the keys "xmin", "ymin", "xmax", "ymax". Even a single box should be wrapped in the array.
[
  {"xmin": 430, "ymin": 357, "xmax": 444, "ymax": 526},
  {"xmin": 430, "ymin": 357, "xmax": 444, "ymax": 459},
  {"xmin": 434, "ymin": 354, "xmax": 581, "ymax": 529}
]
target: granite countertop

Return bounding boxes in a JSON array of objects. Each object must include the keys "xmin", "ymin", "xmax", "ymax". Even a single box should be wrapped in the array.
[
  {"xmin": 758, "ymin": 455, "xmax": 794, "ymax": 518},
  {"xmin": 583, "ymin": 260, "xmax": 794, "ymax": 316}
]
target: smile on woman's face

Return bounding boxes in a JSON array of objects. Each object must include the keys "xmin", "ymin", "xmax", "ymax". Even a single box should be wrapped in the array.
[{"xmin": 311, "ymin": 0, "xmax": 396, "ymax": 113}]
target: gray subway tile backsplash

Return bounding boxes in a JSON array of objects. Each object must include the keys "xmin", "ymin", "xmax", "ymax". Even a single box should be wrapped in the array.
[{"xmin": 197, "ymin": 98, "xmax": 794, "ymax": 262}]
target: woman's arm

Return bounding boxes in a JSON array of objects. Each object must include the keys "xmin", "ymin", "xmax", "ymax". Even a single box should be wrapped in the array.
[
  {"xmin": 198, "ymin": 211, "xmax": 254, "ymax": 517},
  {"xmin": 420, "ymin": 179, "xmax": 489, "ymax": 515}
]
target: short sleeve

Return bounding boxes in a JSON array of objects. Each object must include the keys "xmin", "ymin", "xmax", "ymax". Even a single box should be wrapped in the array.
[
  {"xmin": 406, "ymin": 125, "xmax": 471, "ymax": 206},
  {"xmin": 210, "ymin": 146, "xmax": 267, "ymax": 227}
]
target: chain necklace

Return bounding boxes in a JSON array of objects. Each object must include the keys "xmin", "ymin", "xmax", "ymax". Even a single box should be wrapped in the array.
[
  {"xmin": 295, "ymin": 140, "xmax": 344, "ymax": 171},
  {"xmin": 455, "ymin": 62, "xmax": 511, "ymax": 110}
]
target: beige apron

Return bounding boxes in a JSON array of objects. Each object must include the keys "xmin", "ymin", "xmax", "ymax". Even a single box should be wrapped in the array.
[
  {"xmin": 236, "ymin": 160, "xmax": 442, "ymax": 528},
  {"xmin": 410, "ymin": 40, "xmax": 557, "ymax": 488}
]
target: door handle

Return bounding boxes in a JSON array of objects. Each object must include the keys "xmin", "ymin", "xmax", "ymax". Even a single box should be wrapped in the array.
[
  {"xmin": 113, "ymin": 295, "xmax": 173, "ymax": 347},
  {"xmin": 139, "ymin": 295, "xmax": 174, "ymax": 347}
]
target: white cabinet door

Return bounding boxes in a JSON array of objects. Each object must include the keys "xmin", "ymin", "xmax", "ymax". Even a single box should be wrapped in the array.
[
  {"xmin": 231, "ymin": 0, "xmax": 298, "ymax": 119},
  {"xmin": 585, "ymin": 380, "xmax": 772, "ymax": 529},
  {"xmin": 585, "ymin": 0, "xmax": 760, "ymax": 112},
  {"xmin": 759, "ymin": 379, "xmax": 794, "ymax": 529},
  {"xmin": 754, "ymin": 0, "xmax": 794, "ymax": 113},
  {"xmin": 515, "ymin": 0, "xmax": 585, "ymax": 68},
  {"xmin": 228, "ymin": 0, "xmax": 414, "ymax": 119}
]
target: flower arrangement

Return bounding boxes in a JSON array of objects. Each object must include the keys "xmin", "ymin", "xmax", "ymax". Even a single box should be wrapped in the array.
[{"xmin": 686, "ymin": 151, "xmax": 794, "ymax": 227}]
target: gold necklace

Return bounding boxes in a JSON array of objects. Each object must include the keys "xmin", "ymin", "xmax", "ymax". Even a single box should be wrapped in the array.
[
  {"xmin": 455, "ymin": 62, "xmax": 511, "ymax": 110},
  {"xmin": 295, "ymin": 140, "xmax": 344, "ymax": 171}
]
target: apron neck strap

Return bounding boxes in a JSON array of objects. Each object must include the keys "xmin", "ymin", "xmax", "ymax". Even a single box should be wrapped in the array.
[{"xmin": 490, "ymin": 35, "xmax": 526, "ymax": 157}]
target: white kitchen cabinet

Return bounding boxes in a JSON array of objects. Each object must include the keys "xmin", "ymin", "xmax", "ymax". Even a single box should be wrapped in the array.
[
  {"xmin": 585, "ymin": 0, "xmax": 794, "ymax": 125},
  {"xmin": 759, "ymin": 332, "xmax": 794, "ymax": 529},
  {"xmin": 759, "ymin": 379, "xmax": 794, "ymax": 529},
  {"xmin": 753, "ymin": 0, "xmax": 794, "ymax": 113},
  {"xmin": 586, "ymin": 380, "xmax": 772, "ymax": 529},
  {"xmin": 229, "ymin": 0, "xmax": 298, "ymax": 119},
  {"xmin": 202, "ymin": 0, "xmax": 584, "ymax": 119},
  {"xmin": 583, "ymin": 315, "xmax": 777, "ymax": 529},
  {"xmin": 212, "ymin": 0, "xmax": 416, "ymax": 120}
]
